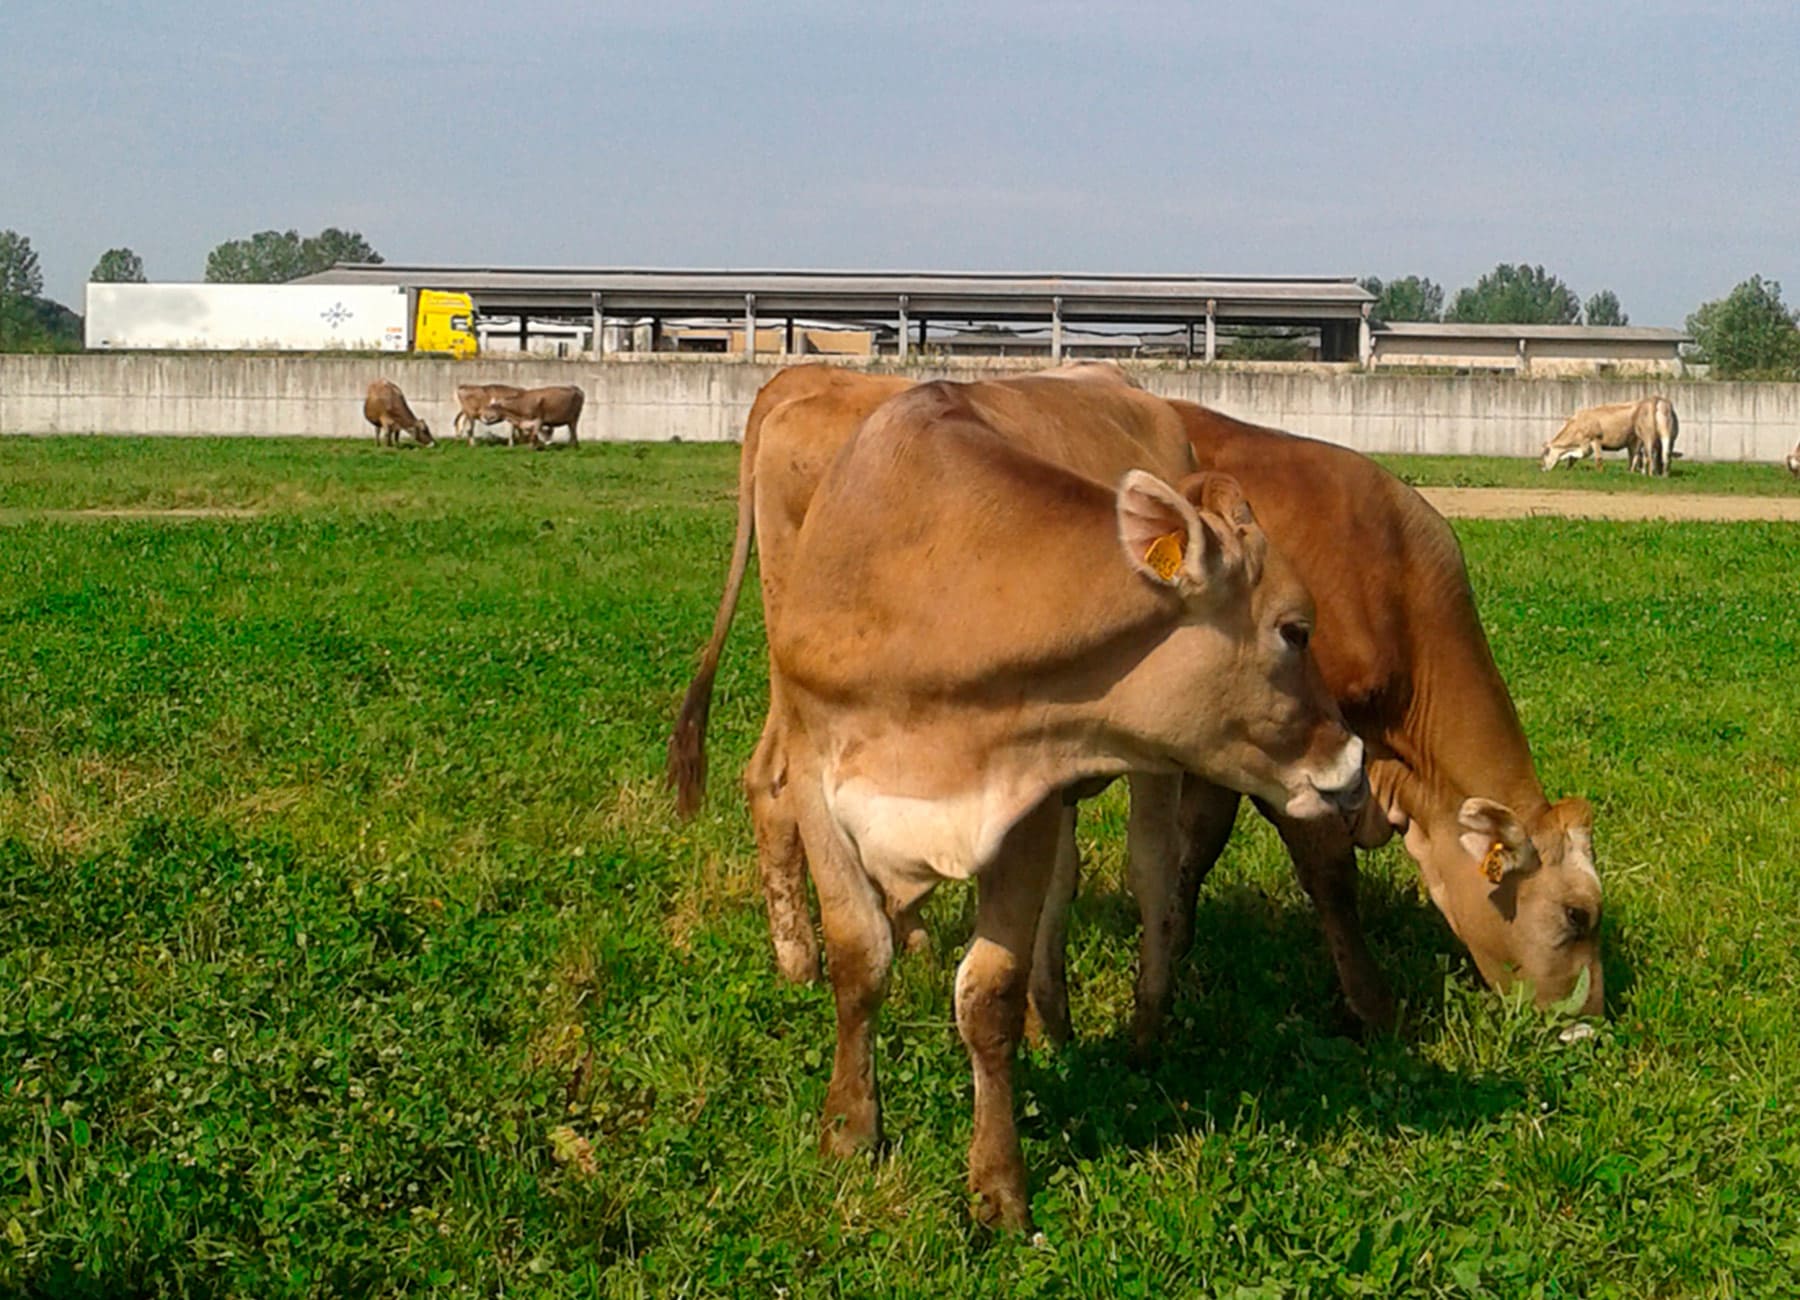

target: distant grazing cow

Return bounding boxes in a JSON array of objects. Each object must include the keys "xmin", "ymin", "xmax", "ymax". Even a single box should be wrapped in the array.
[
  {"xmin": 363, "ymin": 379, "xmax": 434, "ymax": 448},
  {"xmin": 481, "ymin": 385, "xmax": 584, "ymax": 449},
  {"xmin": 453, "ymin": 383, "xmax": 524, "ymax": 444},
  {"xmin": 1786, "ymin": 440, "xmax": 1800, "ymax": 476},
  {"xmin": 1541, "ymin": 397, "xmax": 1676, "ymax": 475}
]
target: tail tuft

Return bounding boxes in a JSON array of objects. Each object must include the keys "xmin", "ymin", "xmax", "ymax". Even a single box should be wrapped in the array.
[{"xmin": 667, "ymin": 669, "xmax": 715, "ymax": 819}]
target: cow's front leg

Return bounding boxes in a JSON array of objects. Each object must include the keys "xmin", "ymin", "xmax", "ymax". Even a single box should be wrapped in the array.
[
  {"xmin": 1260, "ymin": 803, "xmax": 1396, "ymax": 1033},
  {"xmin": 961, "ymin": 797, "xmax": 1059, "ymax": 1231}
]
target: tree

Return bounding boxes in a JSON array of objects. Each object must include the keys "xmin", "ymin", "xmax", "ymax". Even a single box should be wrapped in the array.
[
  {"xmin": 1359, "ymin": 275, "xmax": 1443, "ymax": 323},
  {"xmin": 0, "ymin": 228, "xmax": 48, "ymax": 350},
  {"xmin": 91, "ymin": 247, "xmax": 147, "ymax": 283},
  {"xmin": 1446, "ymin": 263, "xmax": 1580, "ymax": 325},
  {"xmin": 1685, "ymin": 275, "xmax": 1800, "ymax": 378},
  {"xmin": 1583, "ymin": 290, "xmax": 1628, "ymax": 327},
  {"xmin": 204, "ymin": 227, "xmax": 383, "ymax": 283},
  {"xmin": 304, "ymin": 227, "xmax": 382, "ymax": 271}
]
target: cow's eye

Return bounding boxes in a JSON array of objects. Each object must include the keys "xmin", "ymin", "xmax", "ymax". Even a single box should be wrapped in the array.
[
  {"xmin": 1564, "ymin": 905, "xmax": 1592, "ymax": 937},
  {"xmin": 1279, "ymin": 620, "xmax": 1311, "ymax": 652}
]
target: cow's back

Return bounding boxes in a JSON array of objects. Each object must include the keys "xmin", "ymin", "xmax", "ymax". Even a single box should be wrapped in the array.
[{"xmin": 365, "ymin": 379, "xmax": 412, "ymax": 427}]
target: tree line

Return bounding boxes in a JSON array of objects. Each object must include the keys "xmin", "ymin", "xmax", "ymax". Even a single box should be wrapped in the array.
[
  {"xmin": 2, "ymin": 227, "xmax": 1797, "ymax": 377},
  {"xmin": 0, "ymin": 227, "xmax": 384, "ymax": 352},
  {"xmin": 1355, "ymin": 261, "xmax": 1798, "ymax": 377}
]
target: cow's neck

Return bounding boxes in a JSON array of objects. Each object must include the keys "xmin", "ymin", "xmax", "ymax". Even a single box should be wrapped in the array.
[{"xmin": 1387, "ymin": 626, "xmax": 1549, "ymax": 825}]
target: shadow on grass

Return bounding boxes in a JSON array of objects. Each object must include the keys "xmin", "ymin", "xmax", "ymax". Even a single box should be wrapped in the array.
[{"xmin": 1010, "ymin": 866, "xmax": 1605, "ymax": 1164}]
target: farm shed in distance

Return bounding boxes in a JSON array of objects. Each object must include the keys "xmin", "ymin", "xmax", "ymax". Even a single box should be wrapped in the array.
[
  {"xmin": 296, "ymin": 265, "xmax": 1379, "ymax": 363},
  {"xmin": 1369, "ymin": 322, "xmax": 1691, "ymax": 376}
]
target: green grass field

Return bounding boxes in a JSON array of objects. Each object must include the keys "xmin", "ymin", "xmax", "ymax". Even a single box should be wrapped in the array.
[{"xmin": 2, "ymin": 438, "xmax": 1797, "ymax": 1297}]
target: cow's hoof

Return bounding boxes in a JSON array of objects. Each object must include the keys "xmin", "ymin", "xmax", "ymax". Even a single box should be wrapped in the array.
[
  {"xmin": 773, "ymin": 941, "xmax": 820, "ymax": 985},
  {"xmin": 1023, "ymin": 991, "xmax": 1071, "ymax": 1051},
  {"xmin": 1344, "ymin": 980, "xmax": 1397, "ymax": 1036},
  {"xmin": 970, "ymin": 1176, "xmax": 1032, "ymax": 1232},
  {"xmin": 818, "ymin": 1110, "xmax": 879, "ymax": 1159}
]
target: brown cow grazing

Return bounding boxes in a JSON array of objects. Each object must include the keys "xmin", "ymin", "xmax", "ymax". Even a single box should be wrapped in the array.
[
  {"xmin": 670, "ymin": 365, "xmax": 1606, "ymax": 1053},
  {"xmin": 1119, "ymin": 403, "xmax": 1606, "ymax": 1028},
  {"xmin": 771, "ymin": 379, "xmax": 1365, "ymax": 1228},
  {"xmin": 453, "ymin": 383, "xmax": 524, "ymax": 444},
  {"xmin": 481, "ymin": 385, "xmax": 584, "ymax": 449},
  {"xmin": 1541, "ymin": 397, "xmax": 1676, "ymax": 475},
  {"xmin": 363, "ymin": 379, "xmax": 434, "ymax": 448}
]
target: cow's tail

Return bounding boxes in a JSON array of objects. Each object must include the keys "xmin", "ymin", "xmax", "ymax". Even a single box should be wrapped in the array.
[{"xmin": 667, "ymin": 396, "xmax": 767, "ymax": 819}]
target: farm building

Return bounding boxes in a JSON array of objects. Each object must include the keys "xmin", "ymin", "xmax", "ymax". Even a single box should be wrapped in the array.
[
  {"xmin": 296, "ymin": 264, "xmax": 1692, "ymax": 371},
  {"xmin": 297, "ymin": 265, "xmax": 1378, "ymax": 362},
  {"xmin": 1368, "ymin": 322, "xmax": 1690, "ymax": 376}
]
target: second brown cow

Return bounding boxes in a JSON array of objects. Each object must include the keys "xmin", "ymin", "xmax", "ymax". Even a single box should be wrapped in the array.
[{"xmin": 481, "ymin": 385, "xmax": 584, "ymax": 449}]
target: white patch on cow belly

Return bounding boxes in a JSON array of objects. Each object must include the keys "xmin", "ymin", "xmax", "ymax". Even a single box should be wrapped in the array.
[{"xmin": 828, "ymin": 778, "xmax": 1029, "ymax": 892}]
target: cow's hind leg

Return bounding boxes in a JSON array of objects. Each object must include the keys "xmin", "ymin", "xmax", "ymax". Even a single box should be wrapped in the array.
[
  {"xmin": 1124, "ymin": 773, "xmax": 1188, "ymax": 1054},
  {"xmin": 799, "ymin": 781, "xmax": 893, "ymax": 1158},
  {"xmin": 1025, "ymin": 803, "xmax": 1080, "ymax": 1048},
  {"xmin": 960, "ymin": 797, "xmax": 1059, "ymax": 1230},
  {"xmin": 1259, "ymin": 803, "xmax": 1396, "ymax": 1033},
  {"xmin": 1121, "ymin": 777, "xmax": 1239, "ymax": 1055},
  {"xmin": 744, "ymin": 713, "xmax": 819, "ymax": 984}
]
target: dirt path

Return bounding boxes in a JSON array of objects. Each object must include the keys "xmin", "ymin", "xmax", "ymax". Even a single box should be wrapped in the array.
[{"xmin": 1420, "ymin": 488, "xmax": 1800, "ymax": 522}]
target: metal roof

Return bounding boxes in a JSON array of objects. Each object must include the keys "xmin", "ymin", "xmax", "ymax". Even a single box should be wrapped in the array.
[
  {"xmin": 1372, "ymin": 322, "xmax": 1689, "ymax": 343},
  {"xmin": 295, "ymin": 264, "xmax": 1375, "ymax": 323}
]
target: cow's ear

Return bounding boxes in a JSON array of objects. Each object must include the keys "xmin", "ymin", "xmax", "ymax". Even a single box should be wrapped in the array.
[
  {"xmin": 1181, "ymin": 472, "xmax": 1263, "ymax": 586},
  {"xmin": 1116, "ymin": 470, "xmax": 1206, "ymax": 589},
  {"xmin": 1458, "ymin": 797, "xmax": 1539, "ymax": 882}
]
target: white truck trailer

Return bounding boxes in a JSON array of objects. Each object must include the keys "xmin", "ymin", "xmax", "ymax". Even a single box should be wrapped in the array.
[{"xmin": 83, "ymin": 283, "xmax": 477, "ymax": 356}]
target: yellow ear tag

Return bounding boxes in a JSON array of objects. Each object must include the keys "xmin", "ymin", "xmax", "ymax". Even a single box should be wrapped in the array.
[
  {"xmin": 1144, "ymin": 532, "xmax": 1185, "ymax": 582},
  {"xmin": 1480, "ymin": 839, "xmax": 1508, "ymax": 884}
]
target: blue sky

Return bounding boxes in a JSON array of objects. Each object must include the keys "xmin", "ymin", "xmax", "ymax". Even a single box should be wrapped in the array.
[{"xmin": 5, "ymin": 0, "xmax": 1795, "ymax": 327}]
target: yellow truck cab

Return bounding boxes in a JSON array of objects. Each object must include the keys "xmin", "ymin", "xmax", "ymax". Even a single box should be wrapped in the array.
[{"xmin": 414, "ymin": 290, "xmax": 479, "ymax": 358}]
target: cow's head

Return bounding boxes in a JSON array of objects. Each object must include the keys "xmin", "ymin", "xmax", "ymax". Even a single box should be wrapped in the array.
[
  {"xmin": 1409, "ymin": 795, "xmax": 1604, "ymax": 1015},
  {"xmin": 412, "ymin": 420, "xmax": 436, "ymax": 448},
  {"xmin": 1540, "ymin": 423, "xmax": 1585, "ymax": 471},
  {"xmin": 1116, "ymin": 470, "xmax": 1367, "ymax": 825},
  {"xmin": 479, "ymin": 401, "xmax": 509, "ymax": 426}
]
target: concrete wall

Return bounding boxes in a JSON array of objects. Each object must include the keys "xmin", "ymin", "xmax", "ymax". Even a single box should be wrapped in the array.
[{"xmin": 3, "ymin": 353, "xmax": 1797, "ymax": 462}]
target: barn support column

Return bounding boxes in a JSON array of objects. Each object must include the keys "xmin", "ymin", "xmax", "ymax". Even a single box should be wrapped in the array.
[
  {"xmin": 784, "ymin": 316, "xmax": 795, "ymax": 356},
  {"xmin": 1186, "ymin": 320, "xmax": 1196, "ymax": 360},
  {"xmin": 592, "ymin": 293, "xmax": 604, "ymax": 359},
  {"xmin": 1358, "ymin": 304, "xmax": 1373, "ymax": 367},
  {"xmin": 897, "ymin": 295, "xmax": 910, "ymax": 362},
  {"xmin": 1204, "ymin": 299, "xmax": 1217, "ymax": 362},
  {"xmin": 1051, "ymin": 296, "xmax": 1064, "ymax": 361},
  {"xmin": 917, "ymin": 316, "xmax": 927, "ymax": 353},
  {"xmin": 518, "ymin": 313, "xmax": 528, "ymax": 352},
  {"xmin": 743, "ymin": 294, "xmax": 757, "ymax": 360}
]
